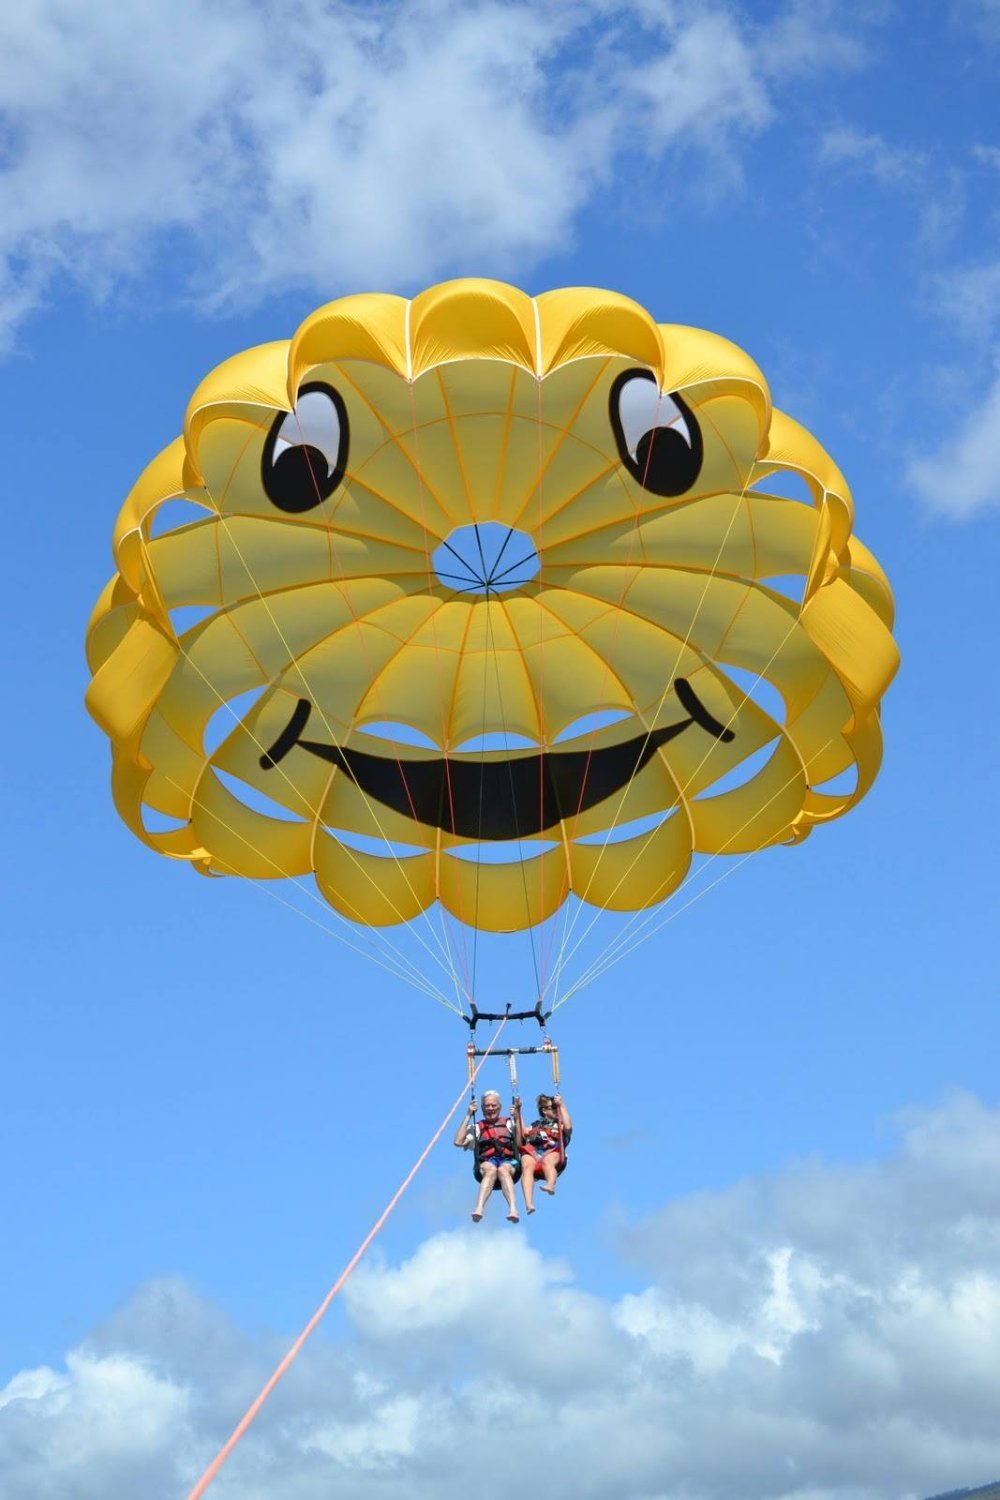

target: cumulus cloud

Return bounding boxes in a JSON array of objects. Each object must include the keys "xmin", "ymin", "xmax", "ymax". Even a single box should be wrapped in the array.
[
  {"xmin": 0, "ymin": 0, "xmax": 862, "ymax": 348},
  {"xmin": 5, "ymin": 1094, "xmax": 1000, "ymax": 1499}
]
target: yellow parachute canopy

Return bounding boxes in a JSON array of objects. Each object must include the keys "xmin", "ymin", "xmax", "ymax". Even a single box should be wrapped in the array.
[{"xmin": 86, "ymin": 279, "xmax": 897, "ymax": 934}]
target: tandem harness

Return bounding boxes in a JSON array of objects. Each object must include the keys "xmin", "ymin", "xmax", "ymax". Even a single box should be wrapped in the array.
[{"xmin": 463, "ymin": 1002, "xmax": 565, "ymax": 1188}]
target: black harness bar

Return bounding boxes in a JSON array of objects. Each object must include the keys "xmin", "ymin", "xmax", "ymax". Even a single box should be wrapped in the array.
[{"xmin": 462, "ymin": 1001, "xmax": 551, "ymax": 1032}]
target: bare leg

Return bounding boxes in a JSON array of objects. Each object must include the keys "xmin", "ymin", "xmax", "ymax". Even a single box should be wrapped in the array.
[
  {"xmin": 520, "ymin": 1155, "xmax": 537, "ymax": 1214},
  {"xmin": 472, "ymin": 1164, "xmax": 497, "ymax": 1221},
  {"xmin": 497, "ymin": 1165, "xmax": 519, "ymax": 1221},
  {"xmin": 538, "ymin": 1155, "xmax": 559, "ymax": 1195}
]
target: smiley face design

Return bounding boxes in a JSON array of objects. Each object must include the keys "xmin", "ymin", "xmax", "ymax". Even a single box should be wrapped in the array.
[{"xmin": 86, "ymin": 280, "xmax": 898, "ymax": 931}]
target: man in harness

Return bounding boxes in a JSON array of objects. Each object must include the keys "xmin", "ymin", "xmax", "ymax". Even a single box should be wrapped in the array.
[{"xmin": 454, "ymin": 1089, "xmax": 523, "ymax": 1223}]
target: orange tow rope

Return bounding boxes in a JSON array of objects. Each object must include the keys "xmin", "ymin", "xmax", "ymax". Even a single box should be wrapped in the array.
[{"xmin": 186, "ymin": 1018, "xmax": 507, "ymax": 1499}]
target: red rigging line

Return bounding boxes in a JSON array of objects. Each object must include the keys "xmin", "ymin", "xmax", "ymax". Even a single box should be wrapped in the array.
[{"xmin": 185, "ymin": 1019, "xmax": 509, "ymax": 1500}]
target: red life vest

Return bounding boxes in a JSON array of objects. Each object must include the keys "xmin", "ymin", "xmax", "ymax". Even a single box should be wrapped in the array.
[
  {"xmin": 527, "ymin": 1121, "xmax": 561, "ymax": 1151},
  {"xmin": 476, "ymin": 1116, "xmax": 515, "ymax": 1162}
]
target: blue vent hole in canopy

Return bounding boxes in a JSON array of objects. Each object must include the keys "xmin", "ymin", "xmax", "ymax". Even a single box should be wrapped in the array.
[{"xmin": 432, "ymin": 522, "xmax": 540, "ymax": 595}]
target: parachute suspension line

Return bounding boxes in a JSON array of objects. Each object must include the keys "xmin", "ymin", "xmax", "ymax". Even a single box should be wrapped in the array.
[
  {"xmin": 192, "ymin": 455, "xmax": 467, "ymax": 1008},
  {"xmin": 160, "ymin": 772, "xmax": 455, "ymax": 1011},
  {"xmin": 153, "ymin": 582, "xmax": 461, "ymax": 1013},
  {"xmin": 547, "ymin": 486, "xmax": 749, "ymax": 988},
  {"xmin": 548, "ymin": 601, "xmax": 822, "ymax": 1005},
  {"xmin": 557, "ymin": 853, "xmax": 760, "ymax": 1007},
  {"xmin": 209, "ymin": 413, "xmax": 466, "ymax": 1007},
  {"xmin": 488, "ymin": 354, "xmax": 619, "ymax": 995},
  {"xmin": 185, "ymin": 1017, "xmax": 510, "ymax": 1500},
  {"xmin": 545, "ymin": 403, "xmax": 760, "ymax": 989},
  {"xmin": 533, "ymin": 365, "xmax": 561, "ymax": 999},
  {"xmin": 552, "ymin": 731, "xmax": 838, "ymax": 1010},
  {"xmin": 485, "ymin": 599, "xmax": 542, "ymax": 1000},
  {"xmin": 470, "ymin": 593, "xmax": 494, "ymax": 1003},
  {"xmin": 234, "ymin": 847, "xmax": 453, "ymax": 1007},
  {"xmin": 405, "ymin": 373, "xmax": 477, "ymax": 1004},
  {"xmin": 518, "ymin": 359, "xmax": 649, "ymax": 995}
]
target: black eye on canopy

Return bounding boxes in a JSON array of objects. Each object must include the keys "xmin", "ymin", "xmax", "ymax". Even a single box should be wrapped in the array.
[
  {"xmin": 609, "ymin": 369, "xmax": 703, "ymax": 498},
  {"xmin": 261, "ymin": 382, "xmax": 349, "ymax": 513}
]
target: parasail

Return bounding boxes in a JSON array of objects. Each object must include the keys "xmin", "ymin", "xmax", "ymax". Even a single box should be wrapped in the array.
[{"xmin": 85, "ymin": 278, "xmax": 897, "ymax": 954}]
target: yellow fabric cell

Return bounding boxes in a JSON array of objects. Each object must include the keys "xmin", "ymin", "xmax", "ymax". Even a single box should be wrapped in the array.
[
  {"xmin": 544, "ymin": 494, "xmax": 757, "ymax": 576},
  {"xmin": 315, "ymin": 830, "xmax": 435, "ymax": 925},
  {"xmin": 691, "ymin": 736, "xmax": 807, "ymax": 854},
  {"xmin": 800, "ymin": 578, "xmax": 900, "ymax": 719},
  {"xmin": 536, "ymin": 287, "xmax": 663, "ymax": 377},
  {"xmin": 800, "ymin": 711, "xmax": 883, "ymax": 825},
  {"xmin": 844, "ymin": 536, "xmax": 895, "ymax": 628},
  {"xmin": 320, "ymin": 767, "xmax": 440, "ymax": 852},
  {"xmin": 290, "ymin": 294, "xmax": 409, "ymax": 386},
  {"xmin": 352, "ymin": 433, "xmax": 458, "ymax": 541},
  {"xmin": 86, "ymin": 614, "xmax": 178, "ymax": 747},
  {"xmin": 569, "ymin": 811, "xmax": 693, "ymax": 913},
  {"xmin": 87, "ymin": 279, "xmax": 897, "ymax": 932},
  {"xmin": 564, "ymin": 754, "xmax": 682, "ymax": 841},
  {"xmin": 438, "ymin": 846, "xmax": 568, "ymax": 931},
  {"xmin": 112, "ymin": 437, "xmax": 190, "ymax": 595},
  {"xmin": 410, "ymin": 279, "xmax": 537, "ymax": 376},
  {"xmin": 110, "ymin": 750, "xmax": 207, "ymax": 862},
  {"xmin": 190, "ymin": 770, "xmax": 313, "ymax": 879},
  {"xmin": 184, "ymin": 342, "xmax": 292, "ymax": 457},
  {"xmin": 86, "ymin": 587, "xmax": 141, "ymax": 675},
  {"xmin": 658, "ymin": 324, "xmax": 770, "ymax": 425}
]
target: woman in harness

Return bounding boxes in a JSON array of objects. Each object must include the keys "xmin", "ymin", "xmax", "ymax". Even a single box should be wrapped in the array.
[
  {"xmin": 520, "ymin": 1093, "xmax": 572, "ymax": 1215},
  {"xmin": 453, "ymin": 1089, "xmax": 523, "ymax": 1223}
]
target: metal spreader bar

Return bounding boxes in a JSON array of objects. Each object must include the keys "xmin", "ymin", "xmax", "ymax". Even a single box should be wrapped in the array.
[
  {"xmin": 462, "ymin": 1001, "xmax": 551, "ymax": 1032},
  {"xmin": 466, "ymin": 1046, "xmax": 554, "ymax": 1058}
]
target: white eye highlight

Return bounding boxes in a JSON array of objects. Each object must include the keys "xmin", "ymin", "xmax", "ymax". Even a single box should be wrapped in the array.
[
  {"xmin": 609, "ymin": 369, "xmax": 704, "ymax": 498},
  {"xmin": 272, "ymin": 389, "xmax": 343, "ymax": 470},
  {"xmin": 616, "ymin": 376, "xmax": 692, "ymax": 459},
  {"xmin": 262, "ymin": 382, "xmax": 349, "ymax": 513}
]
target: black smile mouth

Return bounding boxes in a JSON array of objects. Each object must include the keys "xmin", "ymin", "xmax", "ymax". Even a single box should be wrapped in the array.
[{"xmin": 259, "ymin": 679, "xmax": 734, "ymax": 841}]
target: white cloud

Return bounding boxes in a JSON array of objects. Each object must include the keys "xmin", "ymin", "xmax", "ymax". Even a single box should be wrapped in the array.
[
  {"xmin": 907, "ymin": 364, "xmax": 1000, "ymax": 518},
  {"xmin": 954, "ymin": 0, "xmax": 1000, "ymax": 44},
  {"xmin": 817, "ymin": 124, "xmax": 966, "ymax": 251},
  {"xmin": 934, "ymin": 259, "xmax": 1000, "ymax": 341},
  {"xmin": 0, "ymin": 0, "xmax": 862, "ymax": 348},
  {"xmin": 908, "ymin": 259, "xmax": 1000, "ymax": 520},
  {"xmin": 6, "ymin": 1095, "xmax": 1000, "ymax": 1498},
  {"xmin": 819, "ymin": 125, "xmax": 927, "ymax": 187},
  {"xmin": 972, "ymin": 143, "xmax": 1000, "ymax": 171}
]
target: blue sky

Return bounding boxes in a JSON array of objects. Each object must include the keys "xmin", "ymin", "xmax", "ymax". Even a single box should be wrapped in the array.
[{"xmin": 2, "ymin": 2, "xmax": 1000, "ymax": 1497}]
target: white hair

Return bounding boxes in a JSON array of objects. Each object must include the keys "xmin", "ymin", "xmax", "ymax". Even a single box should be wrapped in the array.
[{"xmin": 482, "ymin": 1090, "xmax": 501, "ymax": 1104}]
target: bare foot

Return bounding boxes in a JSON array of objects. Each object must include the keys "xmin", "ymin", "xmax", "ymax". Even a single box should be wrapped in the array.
[
  {"xmin": 539, "ymin": 1185, "xmax": 555, "ymax": 1195},
  {"xmin": 471, "ymin": 1211, "xmax": 483, "ymax": 1222},
  {"xmin": 507, "ymin": 1211, "xmax": 520, "ymax": 1223}
]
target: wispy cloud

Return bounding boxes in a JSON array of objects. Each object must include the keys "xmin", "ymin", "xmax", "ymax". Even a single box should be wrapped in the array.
[
  {"xmin": 908, "ymin": 364, "xmax": 1000, "ymax": 518},
  {"xmin": 819, "ymin": 125, "xmax": 927, "ymax": 187},
  {"xmin": 934, "ymin": 258, "xmax": 1000, "ymax": 339},
  {"xmin": 972, "ymin": 143, "xmax": 1000, "ymax": 171},
  {"xmin": 954, "ymin": 0, "xmax": 1000, "ymax": 45},
  {"xmin": 908, "ymin": 258, "xmax": 1000, "ymax": 518},
  {"xmin": 5, "ymin": 1094, "xmax": 1000, "ymax": 1498},
  {"xmin": 0, "ymin": 0, "xmax": 863, "ymax": 349}
]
